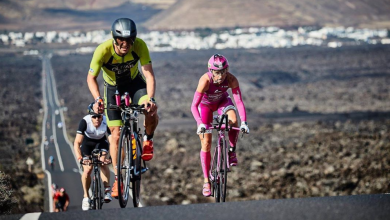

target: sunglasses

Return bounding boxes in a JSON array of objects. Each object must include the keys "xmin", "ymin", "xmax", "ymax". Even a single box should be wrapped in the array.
[
  {"xmin": 92, "ymin": 115, "xmax": 102, "ymax": 119},
  {"xmin": 115, "ymin": 37, "xmax": 135, "ymax": 45},
  {"xmin": 212, "ymin": 69, "xmax": 227, "ymax": 76}
]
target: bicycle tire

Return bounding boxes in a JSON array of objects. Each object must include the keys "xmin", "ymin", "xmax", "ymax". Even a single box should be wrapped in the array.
[
  {"xmin": 118, "ymin": 126, "xmax": 131, "ymax": 208},
  {"xmin": 131, "ymin": 132, "xmax": 142, "ymax": 207},
  {"xmin": 95, "ymin": 169, "xmax": 103, "ymax": 209},
  {"xmin": 213, "ymin": 145, "xmax": 220, "ymax": 203},
  {"xmin": 219, "ymin": 139, "xmax": 228, "ymax": 202},
  {"xmin": 91, "ymin": 176, "xmax": 97, "ymax": 210}
]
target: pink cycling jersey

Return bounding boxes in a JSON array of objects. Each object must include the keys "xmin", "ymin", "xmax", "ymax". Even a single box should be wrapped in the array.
[{"xmin": 202, "ymin": 72, "xmax": 229, "ymax": 105}]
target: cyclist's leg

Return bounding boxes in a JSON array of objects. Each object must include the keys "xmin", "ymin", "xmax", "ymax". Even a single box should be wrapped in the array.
[
  {"xmin": 198, "ymin": 103, "xmax": 215, "ymax": 186},
  {"xmin": 55, "ymin": 202, "xmax": 61, "ymax": 212},
  {"xmin": 80, "ymin": 143, "xmax": 94, "ymax": 198},
  {"xmin": 131, "ymin": 74, "xmax": 158, "ymax": 140},
  {"xmin": 98, "ymin": 140, "xmax": 111, "ymax": 190},
  {"xmin": 128, "ymin": 74, "xmax": 158, "ymax": 160},
  {"xmin": 104, "ymin": 82, "xmax": 123, "ymax": 177},
  {"xmin": 217, "ymin": 97, "xmax": 239, "ymax": 147},
  {"xmin": 218, "ymin": 97, "xmax": 239, "ymax": 166}
]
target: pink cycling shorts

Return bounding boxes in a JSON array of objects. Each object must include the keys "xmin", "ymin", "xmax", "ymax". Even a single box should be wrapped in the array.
[{"xmin": 198, "ymin": 96, "xmax": 236, "ymax": 130}]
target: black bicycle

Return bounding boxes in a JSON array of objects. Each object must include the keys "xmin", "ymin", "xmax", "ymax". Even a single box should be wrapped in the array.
[
  {"xmin": 81, "ymin": 148, "xmax": 109, "ymax": 210},
  {"xmin": 109, "ymin": 93, "xmax": 148, "ymax": 208}
]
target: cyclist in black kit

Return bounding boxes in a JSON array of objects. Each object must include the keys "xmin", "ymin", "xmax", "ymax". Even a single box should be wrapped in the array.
[{"xmin": 74, "ymin": 103, "xmax": 112, "ymax": 211}]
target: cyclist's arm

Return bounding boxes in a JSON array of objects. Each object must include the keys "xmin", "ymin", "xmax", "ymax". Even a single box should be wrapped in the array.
[
  {"xmin": 137, "ymin": 39, "xmax": 155, "ymax": 100},
  {"xmin": 191, "ymin": 75, "xmax": 209, "ymax": 124},
  {"xmin": 87, "ymin": 46, "xmax": 104, "ymax": 100},
  {"xmin": 74, "ymin": 119, "xmax": 86, "ymax": 161},
  {"xmin": 87, "ymin": 74, "xmax": 101, "ymax": 100},
  {"xmin": 141, "ymin": 63, "xmax": 156, "ymax": 100},
  {"xmin": 228, "ymin": 74, "xmax": 247, "ymax": 122},
  {"xmin": 106, "ymin": 124, "xmax": 112, "ymax": 143},
  {"xmin": 74, "ymin": 134, "xmax": 84, "ymax": 161}
]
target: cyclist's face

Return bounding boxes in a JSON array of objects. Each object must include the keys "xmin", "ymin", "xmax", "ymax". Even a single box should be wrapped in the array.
[
  {"xmin": 114, "ymin": 37, "xmax": 134, "ymax": 55},
  {"xmin": 92, "ymin": 115, "xmax": 103, "ymax": 127},
  {"xmin": 212, "ymin": 69, "xmax": 227, "ymax": 84}
]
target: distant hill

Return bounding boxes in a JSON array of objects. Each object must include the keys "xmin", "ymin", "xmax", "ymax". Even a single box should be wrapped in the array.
[
  {"xmin": 0, "ymin": 0, "xmax": 389, "ymax": 32},
  {"xmin": 144, "ymin": 0, "xmax": 390, "ymax": 30},
  {"xmin": 0, "ymin": 0, "xmax": 166, "ymax": 32}
]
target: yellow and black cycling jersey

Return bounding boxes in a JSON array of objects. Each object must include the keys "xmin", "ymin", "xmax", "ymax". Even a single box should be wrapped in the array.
[{"xmin": 88, "ymin": 38, "xmax": 152, "ymax": 86}]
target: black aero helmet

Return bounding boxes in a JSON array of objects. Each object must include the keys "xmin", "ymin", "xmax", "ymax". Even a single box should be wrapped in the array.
[{"xmin": 111, "ymin": 18, "xmax": 137, "ymax": 44}]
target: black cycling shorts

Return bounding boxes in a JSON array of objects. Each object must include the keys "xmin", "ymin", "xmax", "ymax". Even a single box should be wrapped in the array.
[
  {"xmin": 80, "ymin": 139, "xmax": 109, "ymax": 157},
  {"xmin": 104, "ymin": 73, "xmax": 148, "ymax": 126}
]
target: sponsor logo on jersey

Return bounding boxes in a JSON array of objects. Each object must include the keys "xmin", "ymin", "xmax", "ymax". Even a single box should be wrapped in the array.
[
  {"xmin": 215, "ymin": 90, "xmax": 222, "ymax": 93},
  {"xmin": 89, "ymin": 68, "xmax": 94, "ymax": 74}
]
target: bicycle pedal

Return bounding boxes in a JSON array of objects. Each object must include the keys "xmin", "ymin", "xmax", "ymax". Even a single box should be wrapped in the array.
[{"xmin": 141, "ymin": 167, "xmax": 148, "ymax": 174}]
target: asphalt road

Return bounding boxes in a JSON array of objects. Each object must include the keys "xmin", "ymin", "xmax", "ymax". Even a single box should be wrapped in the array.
[
  {"xmin": 1, "ymin": 53, "xmax": 390, "ymax": 220},
  {"xmin": 40, "ymin": 54, "xmax": 135, "ymax": 212},
  {"xmin": 3, "ymin": 194, "xmax": 389, "ymax": 220}
]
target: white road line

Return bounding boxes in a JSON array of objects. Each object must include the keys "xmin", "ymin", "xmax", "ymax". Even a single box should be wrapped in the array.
[
  {"xmin": 40, "ymin": 55, "xmax": 59, "ymax": 212},
  {"xmin": 41, "ymin": 57, "xmax": 48, "ymax": 171},
  {"xmin": 46, "ymin": 55, "xmax": 78, "ymax": 168},
  {"xmin": 45, "ymin": 169, "xmax": 54, "ymax": 212},
  {"xmin": 45, "ymin": 57, "xmax": 64, "ymax": 172},
  {"xmin": 20, "ymin": 212, "xmax": 41, "ymax": 220}
]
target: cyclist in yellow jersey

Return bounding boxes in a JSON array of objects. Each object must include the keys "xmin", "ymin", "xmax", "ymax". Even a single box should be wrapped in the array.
[{"xmin": 87, "ymin": 18, "xmax": 158, "ymax": 198}]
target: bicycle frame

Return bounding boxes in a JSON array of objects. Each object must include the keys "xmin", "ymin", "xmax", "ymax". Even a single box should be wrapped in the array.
[{"xmin": 116, "ymin": 103, "xmax": 148, "ymax": 176}]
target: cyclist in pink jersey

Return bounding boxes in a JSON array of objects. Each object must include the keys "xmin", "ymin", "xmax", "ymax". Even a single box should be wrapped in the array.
[{"xmin": 191, "ymin": 54, "xmax": 250, "ymax": 197}]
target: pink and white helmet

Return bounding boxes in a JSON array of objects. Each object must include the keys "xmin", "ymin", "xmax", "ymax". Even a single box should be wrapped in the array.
[{"xmin": 208, "ymin": 54, "xmax": 229, "ymax": 72}]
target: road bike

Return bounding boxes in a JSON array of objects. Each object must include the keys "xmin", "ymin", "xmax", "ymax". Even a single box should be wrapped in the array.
[
  {"xmin": 81, "ymin": 148, "xmax": 109, "ymax": 210},
  {"xmin": 203, "ymin": 114, "xmax": 244, "ymax": 202},
  {"xmin": 108, "ymin": 92, "xmax": 148, "ymax": 208}
]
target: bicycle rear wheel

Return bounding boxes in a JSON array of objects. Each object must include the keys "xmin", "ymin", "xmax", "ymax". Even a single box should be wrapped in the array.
[
  {"xmin": 219, "ymin": 139, "xmax": 228, "ymax": 202},
  {"xmin": 131, "ymin": 133, "xmax": 142, "ymax": 207},
  {"xmin": 118, "ymin": 126, "xmax": 131, "ymax": 208}
]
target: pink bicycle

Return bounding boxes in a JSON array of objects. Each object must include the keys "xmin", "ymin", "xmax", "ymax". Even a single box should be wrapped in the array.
[{"xmin": 203, "ymin": 114, "xmax": 245, "ymax": 202}]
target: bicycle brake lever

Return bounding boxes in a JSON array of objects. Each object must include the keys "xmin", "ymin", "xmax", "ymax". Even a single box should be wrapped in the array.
[{"xmin": 241, "ymin": 129, "xmax": 245, "ymax": 138}]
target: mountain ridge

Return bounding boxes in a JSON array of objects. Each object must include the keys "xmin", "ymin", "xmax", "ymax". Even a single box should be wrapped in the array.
[
  {"xmin": 0, "ymin": 0, "xmax": 389, "ymax": 32},
  {"xmin": 144, "ymin": 0, "xmax": 390, "ymax": 30}
]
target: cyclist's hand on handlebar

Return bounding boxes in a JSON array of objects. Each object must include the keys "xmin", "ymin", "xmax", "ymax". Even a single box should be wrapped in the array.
[
  {"xmin": 240, "ymin": 121, "xmax": 250, "ymax": 134},
  {"xmin": 143, "ymin": 99, "xmax": 158, "ymax": 116},
  {"xmin": 81, "ymin": 157, "xmax": 91, "ymax": 165},
  {"xmin": 197, "ymin": 124, "xmax": 207, "ymax": 134},
  {"xmin": 94, "ymin": 97, "xmax": 104, "ymax": 114}
]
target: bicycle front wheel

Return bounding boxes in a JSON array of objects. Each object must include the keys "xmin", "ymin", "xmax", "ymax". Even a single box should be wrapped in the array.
[
  {"xmin": 212, "ymin": 147, "xmax": 220, "ymax": 203},
  {"xmin": 131, "ymin": 133, "xmax": 142, "ymax": 207},
  {"xmin": 118, "ymin": 126, "xmax": 131, "ymax": 208},
  {"xmin": 219, "ymin": 139, "xmax": 228, "ymax": 202},
  {"xmin": 95, "ymin": 170, "xmax": 103, "ymax": 209}
]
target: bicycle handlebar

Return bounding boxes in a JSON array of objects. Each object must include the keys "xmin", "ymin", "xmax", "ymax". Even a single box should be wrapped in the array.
[
  {"xmin": 198, "ymin": 114, "xmax": 247, "ymax": 137},
  {"xmin": 107, "ymin": 103, "xmax": 146, "ymax": 110},
  {"xmin": 80, "ymin": 149, "xmax": 111, "ymax": 166}
]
